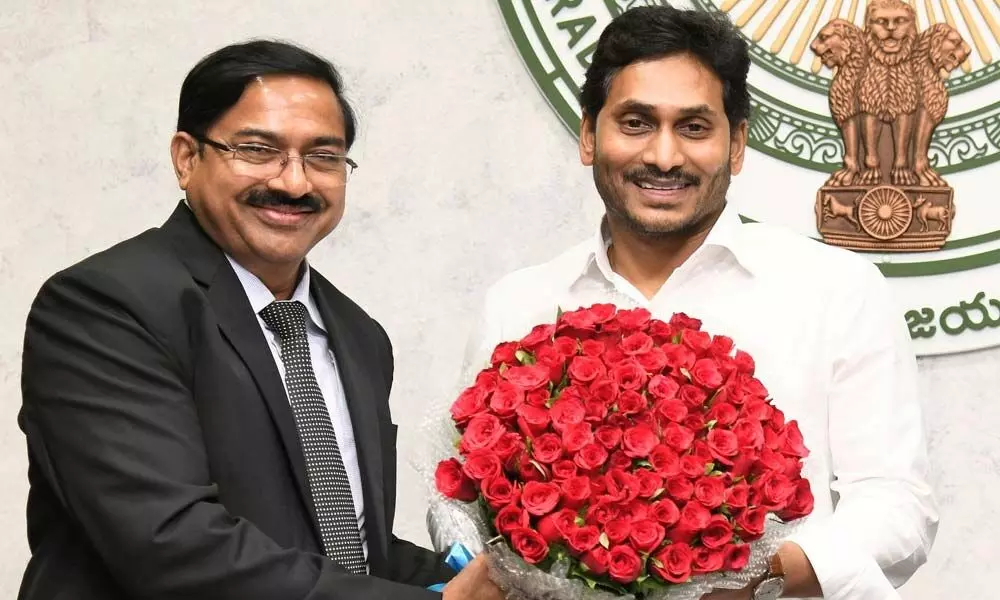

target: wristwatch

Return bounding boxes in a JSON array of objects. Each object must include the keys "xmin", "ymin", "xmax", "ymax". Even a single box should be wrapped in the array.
[{"xmin": 751, "ymin": 553, "xmax": 785, "ymax": 600}]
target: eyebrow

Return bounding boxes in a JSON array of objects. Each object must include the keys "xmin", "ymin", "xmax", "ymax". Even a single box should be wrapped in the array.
[
  {"xmin": 614, "ymin": 101, "xmax": 719, "ymax": 119},
  {"xmin": 231, "ymin": 128, "xmax": 346, "ymax": 149}
]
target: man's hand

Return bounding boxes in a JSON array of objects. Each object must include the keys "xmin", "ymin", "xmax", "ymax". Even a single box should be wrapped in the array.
[{"xmin": 441, "ymin": 554, "xmax": 505, "ymax": 600}]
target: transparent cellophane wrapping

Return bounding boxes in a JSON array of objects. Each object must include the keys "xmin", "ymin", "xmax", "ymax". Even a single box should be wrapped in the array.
[{"xmin": 414, "ymin": 370, "xmax": 807, "ymax": 600}]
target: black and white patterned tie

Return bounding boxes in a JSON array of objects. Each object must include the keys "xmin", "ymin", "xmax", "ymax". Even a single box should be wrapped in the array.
[{"xmin": 259, "ymin": 300, "xmax": 367, "ymax": 574}]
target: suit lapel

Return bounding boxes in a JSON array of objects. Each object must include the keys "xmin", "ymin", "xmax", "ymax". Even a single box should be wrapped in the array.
[
  {"xmin": 311, "ymin": 281, "xmax": 391, "ymax": 577},
  {"xmin": 161, "ymin": 203, "xmax": 321, "ymax": 546}
]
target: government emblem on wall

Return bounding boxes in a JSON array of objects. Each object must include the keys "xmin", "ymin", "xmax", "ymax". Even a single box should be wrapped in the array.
[{"xmin": 500, "ymin": 0, "xmax": 1000, "ymax": 356}]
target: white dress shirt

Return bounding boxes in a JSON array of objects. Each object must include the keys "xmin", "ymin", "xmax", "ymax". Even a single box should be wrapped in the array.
[
  {"xmin": 463, "ymin": 204, "xmax": 938, "ymax": 599},
  {"xmin": 226, "ymin": 256, "xmax": 368, "ymax": 561}
]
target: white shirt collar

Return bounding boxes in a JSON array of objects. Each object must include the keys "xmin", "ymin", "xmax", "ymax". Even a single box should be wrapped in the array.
[
  {"xmin": 225, "ymin": 255, "xmax": 326, "ymax": 333},
  {"xmin": 575, "ymin": 201, "xmax": 756, "ymax": 288}
]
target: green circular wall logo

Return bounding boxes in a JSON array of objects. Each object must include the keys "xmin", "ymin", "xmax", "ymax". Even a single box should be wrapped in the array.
[{"xmin": 499, "ymin": 0, "xmax": 1000, "ymax": 356}]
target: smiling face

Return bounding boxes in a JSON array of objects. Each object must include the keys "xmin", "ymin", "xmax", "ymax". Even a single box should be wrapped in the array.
[
  {"xmin": 579, "ymin": 53, "xmax": 747, "ymax": 239},
  {"xmin": 171, "ymin": 75, "xmax": 349, "ymax": 278}
]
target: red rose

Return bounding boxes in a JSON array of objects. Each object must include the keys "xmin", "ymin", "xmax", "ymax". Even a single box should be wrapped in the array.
[
  {"xmin": 732, "ymin": 418, "xmax": 765, "ymax": 450},
  {"xmin": 594, "ymin": 425, "xmax": 623, "ymax": 450},
  {"xmin": 691, "ymin": 358, "xmax": 723, "ymax": 389},
  {"xmin": 586, "ymin": 500, "xmax": 620, "ymax": 526},
  {"xmin": 581, "ymin": 339, "xmax": 605, "ymax": 356},
  {"xmin": 683, "ymin": 414, "xmax": 707, "ymax": 434},
  {"xmin": 616, "ymin": 307, "xmax": 652, "ymax": 331},
  {"xmin": 707, "ymin": 428, "xmax": 739, "ymax": 460},
  {"xmin": 503, "ymin": 364, "xmax": 551, "ymax": 391},
  {"xmin": 492, "ymin": 432, "xmax": 524, "ymax": 467},
  {"xmin": 725, "ymin": 480, "xmax": 750, "ymax": 508},
  {"xmin": 490, "ymin": 342, "xmax": 518, "ymax": 365},
  {"xmin": 603, "ymin": 468, "xmax": 640, "ymax": 503},
  {"xmin": 561, "ymin": 422, "xmax": 595, "ymax": 453},
  {"xmin": 636, "ymin": 347, "xmax": 668, "ymax": 373},
  {"xmin": 537, "ymin": 508, "xmax": 576, "ymax": 543},
  {"xmin": 515, "ymin": 404, "xmax": 550, "ymax": 437},
  {"xmin": 757, "ymin": 447, "xmax": 787, "ymax": 474},
  {"xmin": 733, "ymin": 350, "xmax": 755, "ymax": 374},
  {"xmin": 616, "ymin": 390, "xmax": 647, "ymax": 416},
  {"xmin": 680, "ymin": 454, "xmax": 708, "ymax": 478},
  {"xmin": 693, "ymin": 476, "xmax": 727, "ymax": 509},
  {"xmin": 515, "ymin": 453, "xmax": 549, "ymax": 482},
  {"xmin": 635, "ymin": 469, "xmax": 663, "ymax": 499},
  {"xmin": 488, "ymin": 381, "xmax": 525, "ymax": 419},
  {"xmin": 584, "ymin": 398, "xmax": 608, "ymax": 423},
  {"xmin": 648, "ymin": 319, "xmax": 675, "ymax": 342},
  {"xmin": 567, "ymin": 356, "xmax": 606, "ymax": 384},
  {"xmin": 560, "ymin": 476, "xmax": 592, "ymax": 510},
  {"xmin": 622, "ymin": 425, "xmax": 658, "ymax": 458},
  {"xmin": 681, "ymin": 329, "xmax": 712, "ymax": 355},
  {"xmin": 608, "ymin": 545, "xmax": 643, "ymax": 584},
  {"xmin": 552, "ymin": 336, "xmax": 579, "ymax": 358},
  {"xmin": 604, "ymin": 518, "xmax": 631, "ymax": 544},
  {"xmin": 558, "ymin": 307, "xmax": 598, "ymax": 331},
  {"xmin": 665, "ymin": 476, "xmax": 694, "ymax": 501},
  {"xmin": 700, "ymin": 514, "xmax": 734, "ymax": 549},
  {"xmin": 707, "ymin": 335, "xmax": 734, "ymax": 358},
  {"xmin": 651, "ymin": 542, "xmax": 693, "ymax": 584},
  {"xmin": 777, "ymin": 479, "xmax": 814, "ymax": 520},
  {"xmin": 462, "ymin": 414, "xmax": 506, "ymax": 453},
  {"xmin": 611, "ymin": 361, "xmax": 648, "ymax": 391},
  {"xmin": 450, "ymin": 385, "xmax": 488, "ymax": 427},
  {"xmin": 725, "ymin": 543, "xmax": 751, "ymax": 571},
  {"xmin": 494, "ymin": 504, "xmax": 530, "ymax": 535},
  {"xmin": 651, "ymin": 498, "xmax": 680, "ymax": 526},
  {"xmin": 759, "ymin": 472, "xmax": 797, "ymax": 509},
  {"xmin": 669, "ymin": 312, "xmax": 702, "ymax": 331},
  {"xmin": 434, "ymin": 458, "xmax": 477, "ymax": 501},
  {"xmin": 551, "ymin": 459, "xmax": 578, "ymax": 480},
  {"xmin": 461, "ymin": 451, "xmax": 503, "ymax": 482},
  {"xmin": 678, "ymin": 501, "xmax": 712, "ymax": 532},
  {"xmin": 482, "ymin": 476, "xmax": 519, "ymax": 510},
  {"xmin": 549, "ymin": 398, "xmax": 586, "ymax": 432},
  {"xmin": 581, "ymin": 547, "xmax": 610, "ymax": 575},
  {"xmin": 531, "ymin": 433, "xmax": 564, "ymax": 464},
  {"xmin": 648, "ymin": 374, "xmax": 680, "ymax": 400},
  {"xmin": 574, "ymin": 443, "xmax": 609, "ymax": 471},
  {"xmin": 781, "ymin": 421, "xmax": 809, "ymax": 458},
  {"xmin": 558, "ymin": 385, "xmax": 588, "ymax": 404},
  {"xmin": 589, "ymin": 378, "xmax": 618, "ymax": 405},
  {"xmin": 567, "ymin": 525, "xmax": 601, "ymax": 555},
  {"xmin": 664, "ymin": 344, "xmax": 697, "ymax": 372},
  {"xmin": 649, "ymin": 445, "xmax": 681, "ymax": 477},
  {"xmin": 620, "ymin": 499, "xmax": 650, "ymax": 522},
  {"xmin": 521, "ymin": 481, "xmax": 561, "ymax": 516},
  {"xmin": 691, "ymin": 546, "xmax": 726, "ymax": 575},
  {"xmin": 764, "ymin": 424, "xmax": 786, "ymax": 451},
  {"xmin": 629, "ymin": 518, "xmax": 666, "ymax": 553},
  {"xmin": 662, "ymin": 423, "xmax": 695, "ymax": 452},
  {"xmin": 621, "ymin": 332, "xmax": 654, "ymax": 355},
  {"xmin": 524, "ymin": 388, "xmax": 549, "ymax": 407},
  {"xmin": 678, "ymin": 384, "xmax": 708, "ymax": 408},
  {"xmin": 706, "ymin": 402, "xmax": 738, "ymax": 427},
  {"xmin": 655, "ymin": 398, "xmax": 688, "ymax": 425},
  {"xmin": 510, "ymin": 527, "xmax": 550, "ymax": 564},
  {"xmin": 735, "ymin": 506, "xmax": 767, "ymax": 540},
  {"xmin": 520, "ymin": 324, "xmax": 556, "ymax": 349}
]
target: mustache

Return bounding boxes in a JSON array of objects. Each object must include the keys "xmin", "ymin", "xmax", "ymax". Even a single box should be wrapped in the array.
[
  {"xmin": 625, "ymin": 166, "xmax": 700, "ymax": 186},
  {"xmin": 245, "ymin": 189, "xmax": 323, "ymax": 212}
]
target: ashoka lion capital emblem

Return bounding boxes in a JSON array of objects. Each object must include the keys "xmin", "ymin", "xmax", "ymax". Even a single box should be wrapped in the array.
[{"xmin": 811, "ymin": 0, "xmax": 971, "ymax": 251}]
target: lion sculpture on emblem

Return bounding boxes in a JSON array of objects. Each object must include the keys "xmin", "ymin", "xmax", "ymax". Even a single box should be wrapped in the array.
[{"xmin": 809, "ymin": 0, "xmax": 971, "ymax": 251}]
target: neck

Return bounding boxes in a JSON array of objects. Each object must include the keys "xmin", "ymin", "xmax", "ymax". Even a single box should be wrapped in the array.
[
  {"xmin": 606, "ymin": 207, "xmax": 724, "ymax": 300},
  {"xmin": 243, "ymin": 257, "xmax": 304, "ymax": 300}
]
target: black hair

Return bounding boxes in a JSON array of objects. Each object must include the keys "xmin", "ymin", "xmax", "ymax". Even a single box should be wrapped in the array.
[
  {"xmin": 579, "ymin": 5, "xmax": 751, "ymax": 128},
  {"xmin": 177, "ymin": 40, "xmax": 357, "ymax": 148}
]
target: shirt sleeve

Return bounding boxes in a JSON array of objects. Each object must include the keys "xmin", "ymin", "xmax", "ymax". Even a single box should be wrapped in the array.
[{"xmin": 786, "ymin": 263, "xmax": 939, "ymax": 599}]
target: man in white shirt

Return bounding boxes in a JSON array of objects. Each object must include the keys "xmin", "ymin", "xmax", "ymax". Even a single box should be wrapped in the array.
[{"xmin": 463, "ymin": 6, "xmax": 938, "ymax": 599}]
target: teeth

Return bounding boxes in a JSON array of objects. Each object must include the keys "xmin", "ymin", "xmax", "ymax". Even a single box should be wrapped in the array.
[{"xmin": 638, "ymin": 181, "xmax": 687, "ymax": 190}]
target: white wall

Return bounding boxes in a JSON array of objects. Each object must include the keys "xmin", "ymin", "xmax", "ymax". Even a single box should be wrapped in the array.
[{"xmin": 0, "ymin": 1, "xmax": 994, "ymax": 597}]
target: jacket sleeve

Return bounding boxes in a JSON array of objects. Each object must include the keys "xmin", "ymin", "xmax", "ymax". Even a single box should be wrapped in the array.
[{"xmin": 19, "ymin": 267, "xmax": 441, "ymax": 600}]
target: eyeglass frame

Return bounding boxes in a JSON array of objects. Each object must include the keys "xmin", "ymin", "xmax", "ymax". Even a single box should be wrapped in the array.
[{"xmin": 193, "ymin": 134, "xmax": 358, "ymax": 183}]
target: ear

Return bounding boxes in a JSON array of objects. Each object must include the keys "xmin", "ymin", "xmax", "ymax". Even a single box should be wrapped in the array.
[
  {"xmin": 170, "ymin": 132, "xmax": 201, "ymax": 190},
  {"xmin": 728, "ymin": 120, "xmax": 748, "ymax": 175},
  {"xmin": 579, "ymin": 113, "xmax": 597, "ymax": 166}
]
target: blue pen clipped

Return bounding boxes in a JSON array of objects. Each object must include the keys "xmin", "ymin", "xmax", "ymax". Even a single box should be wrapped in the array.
[{"xmin": 427, "ymin": 543, "xmax": 476, "ymax": 592}]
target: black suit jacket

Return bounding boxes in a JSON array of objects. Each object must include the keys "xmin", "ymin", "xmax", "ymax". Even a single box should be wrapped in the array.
[{"xmin": 18, "ymin": 203, "xmax": 454, "ymax": 599}]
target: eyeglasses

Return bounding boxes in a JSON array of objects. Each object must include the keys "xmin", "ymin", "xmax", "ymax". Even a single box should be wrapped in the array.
[{"xmin": 196, "ymin": 135, "xmax": 358, "ymax": 185}]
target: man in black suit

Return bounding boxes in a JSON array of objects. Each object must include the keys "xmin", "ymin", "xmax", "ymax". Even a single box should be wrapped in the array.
[{"xmin": 18, "ymin": 41, "xmax": 503, "ymax": 600}]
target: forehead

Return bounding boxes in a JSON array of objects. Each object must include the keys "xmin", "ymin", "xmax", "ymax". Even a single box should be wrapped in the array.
[
  {"xmin": 604, "ymin": 54, "xmax": 726, "ymax": 116},
  {"xmin": 211, "ymin": 74, "xmax": 346, "ymax": 139}
]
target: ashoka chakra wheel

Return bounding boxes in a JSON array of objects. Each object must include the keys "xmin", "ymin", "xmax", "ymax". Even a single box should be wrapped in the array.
[{"xmin": 859, "ymin": 186, "xmax": 913, "ymax": 240}]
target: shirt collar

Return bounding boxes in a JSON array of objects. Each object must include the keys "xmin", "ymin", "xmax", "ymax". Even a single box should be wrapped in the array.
[
  {"xmin": 575, "ymin": 201, "xmax": 756, "ymax": 287},
  {"xmin": 225, "ymin": 255, "xmax": 327, "ymax": 333}
]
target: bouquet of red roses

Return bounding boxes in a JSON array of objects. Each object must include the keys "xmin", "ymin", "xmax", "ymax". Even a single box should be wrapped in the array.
[{"xmin": 428, "ymin": 304, "xmax": 813, "ymax": 599}]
